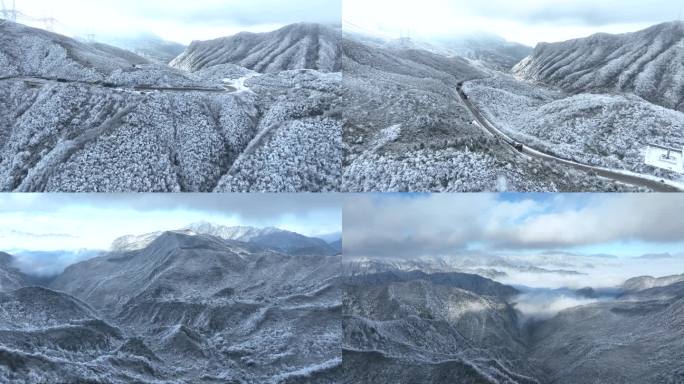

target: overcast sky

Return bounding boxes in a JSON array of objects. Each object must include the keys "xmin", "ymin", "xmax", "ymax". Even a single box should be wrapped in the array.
[
  {"xmin": 13, "ymin": 0, "xmax": 341, "ymax": 43},
  {"xmin": 0, "ymin": 194, "xmax": 342, "ymax": 252},
  {"xmin": 344, "ymin": 0, "xmax": 684, "ymax": 45},
  {"xmin": 344, "ymin": 193, "xmax": 684, "ymax": 260}
]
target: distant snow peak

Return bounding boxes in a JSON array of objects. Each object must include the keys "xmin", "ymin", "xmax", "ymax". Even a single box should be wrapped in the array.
[
  {"xmin": 183, "ymin": 222, "xmax": 282, "ymax": 242},
  {"xmin": 109, "ymin": 223, "xmax": 336, "ymax": 257}
]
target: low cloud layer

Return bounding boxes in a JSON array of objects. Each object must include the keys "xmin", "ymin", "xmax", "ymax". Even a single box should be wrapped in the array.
[
  {"xmin": 344, "ymin": 194, "xmax": 684, "ymax": 259},
  {"xmin": 17, "ymin": 0, "xmax": 340, "ymax": 43},
  {"xmin": 10, "ymin": 250, "xmax": 103, "ymax": 277},
  {"xmin": 512, "ymin": 291, "xmax": 606, "ymax": 322},
  {"xmin": 345, "ymin": 0, "xmax": 682, "ymax": 45}
]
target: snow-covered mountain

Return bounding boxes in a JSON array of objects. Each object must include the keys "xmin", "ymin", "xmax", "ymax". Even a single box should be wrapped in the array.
[
  {"xmin": 436, "ymin": 33, "xmax": 532, "ymax": 72},
  {"xmin": 344, "ymin": 268, "xmax": 684, "ymax": 383},
  {"xmin": 111, "ymin": 223, "xmax": 338, "ymax": 256},
  {"xmin": 340, "ymin": 32, "xmax": 637, "ymax": 193},
  {"xmin": 1, "ymin": 231, "xmax": 341, "ymax": 383},
  {"xmin": 622, "ymin": 273, "xmax": 684, "ymax": 292},
  {"xmin": 514, "ymin": 21, "xmax": 684, "ymax": 112},
  {"xmin": 343, "ymin": 271, "xmax": 537, "ymax": 383},
  {"xmin": 91, "ymin": 33, "xmax": 186, "ymax": 64},
  {"xmin": 530, "ymin": 279, "xmax": 684, "ymax": 383},
  {"xmin": 171, "ymin": 23, "xmax": 341, "ymax": 73},
  {"xmin": 0, "ymin": 21, "xmax": 341, "ymax": 192},
  {"xmin": 344, "ymin": 30, "xmax": 532, "ymax": 72}
]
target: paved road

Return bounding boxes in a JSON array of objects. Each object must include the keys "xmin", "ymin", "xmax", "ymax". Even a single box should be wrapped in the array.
[
  {"xmin": 0, "ymin": 76, "xmax": 235, "ymax": 93},
  {"xmin": 456, "ymin": 83, "xmax": 681, "ymax": 192}
]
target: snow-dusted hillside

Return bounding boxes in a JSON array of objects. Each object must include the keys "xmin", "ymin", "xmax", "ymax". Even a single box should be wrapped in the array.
[
  {"xmin": 1, "ymin": 231, "xmax": 342, "ymax": 383},
  {"xmin": 464, "ymin": 74, "xmax": 684, "ymax": 180},
  {"xmin": 0, "ymin": 21, "xmax": 341, "ymax": 192},
  {"xmin": 171, "ymin": 23, "xmax": 341, "ymax": 73},
  {"xmin": 340, "ymin": 34, "xmax": 641, "ymax": 192},
  {"xmin": 514, "ymin": 21, "xmax": 684, "ymax": 112}
]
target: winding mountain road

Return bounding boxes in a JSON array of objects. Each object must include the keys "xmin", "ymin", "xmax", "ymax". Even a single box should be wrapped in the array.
[
  {"xmin": 0, "ymin": 76, "xmax": 236, "ymax": 93},
  {"xmin": 456, "ymin": 83, "xmax": 681, "ymax": 192}
]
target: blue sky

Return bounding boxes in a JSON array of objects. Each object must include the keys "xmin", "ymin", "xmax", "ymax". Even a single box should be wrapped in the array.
[
  {"xmin": 344, "ymin": 193, "xmax": 684, "ymax": 259},
  {"xmin": 0, "ymin": 194, "xmax": 342, "ymax": 252}
]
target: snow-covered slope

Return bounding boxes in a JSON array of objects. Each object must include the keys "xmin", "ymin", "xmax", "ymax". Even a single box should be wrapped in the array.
[
  {"xmin": 514, "ymin": 21, "xmax": 684, "ymax": 111},
  {"xmin": 463, "ymin": 74, "xmax": 684, "ymax": 181},
  {"xmin": 0, "ymin": 20, "xmax": 150, "ymax": 81},
  {"xmin": 171, "ymin": 23, "xmax": 341, "ymax": 73}
]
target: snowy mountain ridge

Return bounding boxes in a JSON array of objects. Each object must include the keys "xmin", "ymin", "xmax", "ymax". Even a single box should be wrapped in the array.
[
  {"xmin": 514, "ymin": 21, "xmax": 684, "ymax": 112},
  {"xmin": 111, "ymin": 223, "xmax": 338, "ymax": 256},
  {"xmin": 170, "ymin": 22, "xmax": 341, "ymax": 73}
]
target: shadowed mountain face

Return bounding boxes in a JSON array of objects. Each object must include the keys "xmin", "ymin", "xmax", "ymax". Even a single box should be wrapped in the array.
[
  {"xmin": 514, "ymin": 21, "xmax": 684, "ymax": 112},
  {"xmin": 171, "ymin": 23, "xmax": 341, "ymax": 73},
  {"xmin": 0, "ymin": 232, "xmax": 342, "ymax": 383},
  {"xmin": 343, "ymin": 268, "xmax": 684, "ymax": 384}
]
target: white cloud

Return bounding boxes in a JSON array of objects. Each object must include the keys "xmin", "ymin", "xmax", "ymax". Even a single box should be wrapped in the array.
[{"xmin": 344, "ymin": 194, "xmax": 684, "ymax": 258}]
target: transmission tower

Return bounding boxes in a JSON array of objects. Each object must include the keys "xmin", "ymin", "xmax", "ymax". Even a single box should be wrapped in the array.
[{"xmin": 0, "ymin": 0, "xmax": 18, "ymax": 22}]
